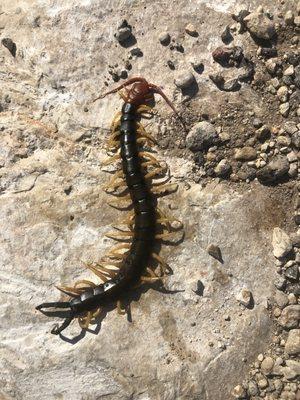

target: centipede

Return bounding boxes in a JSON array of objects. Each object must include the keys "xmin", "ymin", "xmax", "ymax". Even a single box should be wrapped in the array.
[{"xmin": 36, "ymin": 77, "xmax": 183, "ymax": 335}]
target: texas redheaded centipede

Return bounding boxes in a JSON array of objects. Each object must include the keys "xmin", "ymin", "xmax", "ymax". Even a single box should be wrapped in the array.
[{"xmin": 36, "ymin": 77, "xmax": 183, "ymax": 335}]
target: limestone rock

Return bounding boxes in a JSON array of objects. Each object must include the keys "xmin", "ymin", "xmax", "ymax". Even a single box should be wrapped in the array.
[
  {"xmin": 234, "ymin": 147, "xmax": 257, "ymax": 161},
  {"xmin": 285, "ymin": 329, "xmax": 300, "ymax": 355},
  {"xmin": 244, "ymin": 10, "xmax": 276, "ymax": 40},
  {"xmin": 186, "ymin": 121, "xmax": 219, "ymax": 151},
  {"xmin": 272, "ymin": 227, "xmax": 292, "ymax": 259},
  {"xmin": 278, "ymin": 305, "xmax": 300, "ymax": 329},
  {"xmin": 257, "ymin": 156, "xmax": 289, "ymax": 184}
]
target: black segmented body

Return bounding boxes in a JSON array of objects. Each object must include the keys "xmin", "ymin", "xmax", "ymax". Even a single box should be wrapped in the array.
[{"xmin": 69, "ymin": 102, "xmax": 156, "ymax": 314}]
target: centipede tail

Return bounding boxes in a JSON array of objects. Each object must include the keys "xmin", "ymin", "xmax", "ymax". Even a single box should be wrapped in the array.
[{"xmin": 37, "ymin": 77, "xmax": 183, "ymax": 335}]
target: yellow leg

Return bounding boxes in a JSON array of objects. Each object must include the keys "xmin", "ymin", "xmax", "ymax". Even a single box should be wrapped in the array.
[
  {"xmin": 110, "ymin": 243, "xmax": 131, "ymax": 252},
  {"xmin": 108, "ymin": 196, "xmax": 132, "ymax": 209},
  {"xmin": 74, "ymin": 279, "xmax": 96, "ymax": 288},
  {"xmin": 110, "ymin": 112, "xmax": 122, "ymax": 132},
  {"xmin": 102, "ymin": 153, "xmax": 121, "ymax": 166},
  {"xmin": 139, "ymin": 152, "xmax": 160, "ymax": 163},
  {"xmin": 117, "ymin": 300, "xmax": 126, "ymax": 315},
  {"xmin": 141, "ymin": 160, "xmax": 162, "ymax": 168},
  {"xmin": 118, "ymin": 89, "xmax": 128, "ymax": 102},
  {"xmin": 140, "ymin": 276, "xmax": 163, "ymax": 283},
  {"xmin": 55, "ymin": 285, "xmax": 84, "ymax": 297},
  {"xmin": 137, "ymin": 123, "xmax": 157, "ymax": 144},
  {"xmin": 144, "ymin": 167, "xmax": 165, "ymax": 179},
  {"xmin": 78, "ymin": 311, "xmax": 92, "ymax": 329},
  {"xmin": 137, "ymin": 105, "xmax": 156, "ymax": 115},
  {"xmin": 91, "ymin": 307, "xmax": 102, "ymax": 321},
  {"xmin": 151, "ymin": 183, "xmax": 178, "ymax": 195},
  {"xmin": 85, "ymin": 263, "xmax": 110, "ymax": 281},
  {"xmin": 151, "ymin": 252, "xmax": 169, "ymax": 275},
  {"xmin": 136, "ymin": 137, "xmax": 154, "ymax": 147},
  {"xmin": 105, "ymin": 231, "xmax": 134, "ymax": 239}
]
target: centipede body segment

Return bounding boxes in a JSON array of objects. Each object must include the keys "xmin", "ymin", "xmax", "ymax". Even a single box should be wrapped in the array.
[{"xmin": 36, "ymin": 77, "xmax": 183, "ymax": 335}]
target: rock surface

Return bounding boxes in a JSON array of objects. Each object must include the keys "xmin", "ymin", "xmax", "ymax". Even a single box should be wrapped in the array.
[
  {"xmin": 0, "ymin": 0, "xmax": 298, "ymax": 400},
  {"xmin": 272, "ymin": 227, "xmax": 292, "ymax": 258},
  {"xmin": 285, "ymin": 329, "xmax": 300, "ymax": 355},
  {"xmin": 186, "ymin": 121, "xmax": 219, "ymax": 151}
]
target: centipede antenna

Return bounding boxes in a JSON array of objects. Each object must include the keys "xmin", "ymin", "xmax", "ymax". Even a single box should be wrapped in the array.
[
  {"xmin": 51, "ymin": 316, "xmax": 74, "ymax": 335},
  {"xmin": 149, "ymin": 84, "xmax": 187, "ymax": 132},
  {"xmin": 92, "ymin": 77, "xmax": 147, "ymax": 102}
]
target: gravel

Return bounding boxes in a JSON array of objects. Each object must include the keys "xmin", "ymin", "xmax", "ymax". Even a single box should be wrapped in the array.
[
  {"xmin": 284, "ymin": 265, "xmax": 299, "ymax": 281},
  {"xmin": 279, "ymin": 102, "xmax": 291, "ymax": 117},
  {"xmin": 185, "ymin": 23, "xmax": 198, "ymax": 36},
  {"xmin": 244, "ymin": 9, "xmax": 276, "ymax": 40},
  {"xmin": 1, "ymin": 37, "xmax": 16, "ymax": 57},
  {"xmin": 159, "ymin": 32, "xmax": 171, "ymax": 46},
  {"xmin": 278, "ymin": 305, "xmax": 300, "ymax": 329},
  {"xmin": 114, "ymin": 20, "xmax": 133, "ymax": 43},
  {"xmin": 285, "ymin": 329, "xmax": 300, "ymax": 355},
  {"xmin": 234, "ymin": 147, "xmax": 257, "ymax": 161},
  {"xmin": 236, "ymin": 288, "xmax": 253, "ymax": 308},
  {"xmin": 214, "ymin": 159, "xmax": 232, "ymax": 177},
  {"xmin": 256, "ymin": 156, "xmax": 290, "ymax": 184},
  {"xmin": 186, "ymin": 121, "xmax": 219, "ymax": 151},
  {"xmin": 277, "ymin": 86, "xmax": 289, "ymax": 102},
  {"xmin": 207, "ymin": 244, "xmax": 223, "ymax": 262},
  {"xmin": 272, "ymin": 227, "xmax": 292, "ymax": 259},
  {"xmin": 260, "ymin": 356, "xmax": 274, "ymax": 375},
  {"xmin": 174, "ymin": 71, "xmax": 196, "ymax": 89}
]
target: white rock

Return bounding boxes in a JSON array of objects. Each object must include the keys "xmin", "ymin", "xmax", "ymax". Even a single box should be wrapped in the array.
[
  {"xmin": 284, "ymin": 65, "xmax": 295, "ymax": 76},
  {"xmin": 279, "ymin": 102, "xmax": 290, "ymax": 117},
  {"xmin": 277, "ymin": 86, "xmax": 289, "ymax": 102},
  {"xmin": 236, "ymin": 288, "xmax": 253, "ymax": 307},
  {"xmin": 272, "ymin": 227, "xmax": 292, "ymax": 258},
  {"xmin": 285, "ymin": 329, "xmax": 300, "ymax": 355},
  {"xmin": 284, "ymin": 10, "xmax": 294, "ymax": 25}
]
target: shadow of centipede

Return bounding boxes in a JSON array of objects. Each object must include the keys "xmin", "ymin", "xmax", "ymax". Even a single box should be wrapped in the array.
[
  {"xmin": 46, "ymin": 100, "xmax": 186, "ymax": 343},
  {"xmin": 54, "ymin": 224, "xmax": 184, "ymax": 344}
]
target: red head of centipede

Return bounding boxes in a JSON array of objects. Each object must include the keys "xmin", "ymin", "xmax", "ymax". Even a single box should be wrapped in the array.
[
  {"xmin": 93, "ymin": 77, "xmax": 185, "ymax": 129},
  {"xmin": 127, "ymin": 80, "xmax": 153, "ymax": 105}
]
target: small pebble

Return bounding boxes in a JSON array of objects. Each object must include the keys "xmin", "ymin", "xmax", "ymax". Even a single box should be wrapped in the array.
[
  {"xmin": 285, "ymin": 329, "xmax": 300, "ymax": 355},
  {"xmin": 159, "ymin": 32, "xmax": 171, "ymax": 46},
  {"xmin": 232, "ymin": 385, "xmax": 246, "ymax": 399},
  {"xmin": 261, "ymin": 356, "xmax": 274, "ymax": 375},
  {"xmin": 277, "ymin": 86, "xmax": 289, "ymax": 103},
  {"xmin": 272, "ymin": 227, "xmax": 292, "ymax": 259},
  {"xmin": 253, "ymin": 118, "xmax": 263, "ymax": 128},
  {"xmin": 284, "ymin": 10, "xmax": 294, "ymax": 25},
  {"xmin": 185, "ymin": 23, "xmax": 198, "ymax": 36},
  {"xmin": 257, "ymin": 354, "xmax": 264, "ymax": 362},
  {"xmin": 1, "ymin": 37, "xmax": 16, "ymax": 57},
  {"xmin": 207, "ymin": 244, "xmax": 223, "ymax": 262},
  {"xmin": 284, "ymin": 65, "xmax": 295, "ymax": 76},
  {"xmin": 234, "ymin": 147, "xmax": 257, "ymax": 161},
  {"xmin": 174, "ymin": 71, "xmax": 195, "ymax": 90},
  {"xmin": 257, "ymin": 377, "xmax": 269, "ymax": 389},
  {"xmin": 236, "ymin": 288, "xmax": 253, "ymax": 308},
  {"xmin": 130, "ymin": 47, "xmax": 143, "ymax": 57},
  {"xmin": 221, "ymin": 25, "xmax": 233, "ymax": 43},
  {"xmin": 274, "ymin": 307, "xmax": 282, "ymax": 317}
]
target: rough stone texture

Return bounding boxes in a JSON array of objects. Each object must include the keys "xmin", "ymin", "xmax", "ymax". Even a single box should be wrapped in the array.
[
  {"xmin": 185, "ymin": 121, "xmax": 219, "ymax": 151},
  {"xmin": 0, "ymin": 0, "xmax": 295, "ymax": 399},
  {"xmin": 244, "ymin": 10, "xmax": 276, "ymax": 40},
  {"xmin": 234, "ymin": 147, "xmax": 257, "ymax": 161},
  {"xmin": 257, "ymin": 156, "xmax": 290, "ymax": 184},
  {"xmin": 285, "ymin": 329, "xmax": 300, "ymax": 355},
  {"xmin": 272, "ymin": 227, "xmax": 292, "ymax": 258},
  {"xmin": 278, "ymin": 305, "xmax": 300, "ymax": 329}
]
